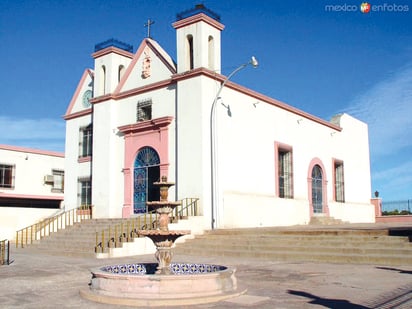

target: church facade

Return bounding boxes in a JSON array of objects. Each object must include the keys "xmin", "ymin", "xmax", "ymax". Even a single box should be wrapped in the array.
[{"xmin": 64, "ymin": 5, "xmax": 374, "ymax": 229}]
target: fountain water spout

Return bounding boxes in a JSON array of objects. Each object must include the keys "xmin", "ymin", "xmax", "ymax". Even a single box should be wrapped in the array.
[{"xmin": 138, "ymin": 176, "xmax": 189, "ymax": 274}]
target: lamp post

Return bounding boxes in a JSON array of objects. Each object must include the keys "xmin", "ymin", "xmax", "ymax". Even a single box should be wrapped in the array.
[{"xmin": 210, "ymin": 56, "xmax": 259, "ymax": 229}]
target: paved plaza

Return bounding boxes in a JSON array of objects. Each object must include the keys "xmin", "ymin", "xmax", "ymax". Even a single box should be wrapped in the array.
[{"xmin": 1, "ymin": 246, "xmax": 411, "ymax": 308}]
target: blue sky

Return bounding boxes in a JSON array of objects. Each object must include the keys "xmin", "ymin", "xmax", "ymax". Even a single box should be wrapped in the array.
[{"xmin": 0, "ymin": 0, "xmax": 411, "ymax": 201}]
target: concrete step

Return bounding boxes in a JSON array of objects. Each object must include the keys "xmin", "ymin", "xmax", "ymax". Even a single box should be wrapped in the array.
[
  {"xmin": 191, "ymin": 235, "xmax": 410, "ymax": 247},
  {"xmin": 20, "ymin": 215, "xmax": 165, "ymax": 257},
  {"xmin": 175, "ymin": 241, "xmax": 412, "ymax": 255},
  {"xmin": 174, "ymin": 227, "xmax": 412, "ymax": 266},
  {"xmin": 204, "ymin": 227, "xmax": 389, "ymax": 236},
  {"xmin": 174, "ymin": 247, "xmax": 412, "ymax": 266}
]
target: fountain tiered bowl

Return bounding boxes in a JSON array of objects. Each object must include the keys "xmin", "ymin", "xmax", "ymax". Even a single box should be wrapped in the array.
[{"xmin": 80, "ymin": 176, "xmax": 244, "ymax": 306}]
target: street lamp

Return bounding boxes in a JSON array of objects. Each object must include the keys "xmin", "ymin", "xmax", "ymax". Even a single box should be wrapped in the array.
[{"xmin": 210, "ymin": 56, "xmax": 259, "ymax": 229}]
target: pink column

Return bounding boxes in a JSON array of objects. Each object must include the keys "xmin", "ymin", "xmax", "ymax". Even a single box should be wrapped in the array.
[{"xmin": 371, "ymin": 198, "xmax": 382, "ymax": 217}]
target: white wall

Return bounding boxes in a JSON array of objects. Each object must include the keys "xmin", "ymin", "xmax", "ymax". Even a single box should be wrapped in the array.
[
  {"xmin": 212, "ymin": 87, "xmax": 373, "ymax": 227},
  {"xmin": 0, "ymin": 207, "xmax": 59, "ymax": 240},
  {"xmin": 64, "ymin": 115, "xmax": 92, "ymax": 211}
]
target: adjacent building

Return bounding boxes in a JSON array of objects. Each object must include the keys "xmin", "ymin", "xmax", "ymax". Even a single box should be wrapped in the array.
[{"xmin": 0, "ymin": 145, "xmax": 64, "ymax": 239}]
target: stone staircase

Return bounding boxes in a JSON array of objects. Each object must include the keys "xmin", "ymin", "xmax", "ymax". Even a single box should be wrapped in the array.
[
  {"xmin": 174, "ymin": 226, "xmax": 412, "ymax": 266},
  {"xmin": 19, "ymin": 219, "xmax": 131, "ymax": 258},
  {"xmin": 309, "ymin": 216, "xmax": 348, "ymax": 225}
]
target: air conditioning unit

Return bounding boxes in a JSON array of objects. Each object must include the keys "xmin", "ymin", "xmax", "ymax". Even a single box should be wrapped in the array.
[{"xmin": 44, "ymin": 175, "xmax": 54, "ymax": 183}]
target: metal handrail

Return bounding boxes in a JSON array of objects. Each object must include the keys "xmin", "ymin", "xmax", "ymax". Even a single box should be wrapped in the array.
[
  {"xmin": 15, "ymin": 206, "xmax": 92, "ymax": 248},
  {"xmin": 95, "ymin": 212, "xmax": 158, "ymax": 253},
  {"xmin": 0, "ymin": 239, "xmax": 11, "ymax": 265},
  {"xmin": 95, "ymin": 198, "xmax": 199, "ymax": 253}
]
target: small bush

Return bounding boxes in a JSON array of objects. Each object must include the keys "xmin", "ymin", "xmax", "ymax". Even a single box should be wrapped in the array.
[{"xmin": 382, "ymin": 209, "xmax": 412, "ymax": 216}]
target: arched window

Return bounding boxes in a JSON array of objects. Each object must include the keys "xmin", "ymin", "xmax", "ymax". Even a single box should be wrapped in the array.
[
  {"xmin": 118, "ymin": 65, "xmax": 125, "ymax": 82},
  {"xmin": 133, "ymin": 147, "xmax": 160, "ymax": 214},
  {"xmin": 208, "ymin": 35, "xmax": 214, "ymax": 70},
  {"xmin": 100, "ymin": 65, "xmax": 106, "ymax": 95},
  {"xmin": 186, "ymin": 35, "xmax": 194, "ymax": 70},
  {"xmin": 311, "ymin": 165, "xmax": 323, "ymax": 213}
]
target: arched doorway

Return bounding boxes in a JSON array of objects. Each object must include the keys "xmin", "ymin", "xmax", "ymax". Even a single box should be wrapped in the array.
[
  {"xmin": 311, "ymin": 164, "xmax": 323, "ymax": 214},
  {"xmin": 134, "ymin": 147, "xmax": 160, "ymax": 214}
]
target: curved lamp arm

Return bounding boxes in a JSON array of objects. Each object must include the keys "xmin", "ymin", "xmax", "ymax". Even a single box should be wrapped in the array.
[{"xmin": 210, "ymin": 56, "xmax": 258, "ymax": 229}]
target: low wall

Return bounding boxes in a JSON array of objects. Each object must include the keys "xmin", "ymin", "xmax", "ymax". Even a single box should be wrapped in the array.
[
  {"xmin": 375, "ymin": 215, "xmax": 412, "ymax": 223},
  {"xmin": 222, "ymin": 192, "xmax": 309, "ymax": 228},
  {"xmin": 0, "ymin": 207, "xmax": 60, "ymax": 240}
]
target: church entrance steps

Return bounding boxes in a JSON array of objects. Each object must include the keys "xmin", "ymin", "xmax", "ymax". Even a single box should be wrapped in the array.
[
  {"xmin": 309, "ymin": 216, "xmax": 348, "ymax": 225},
  {"xmin": 18, "ymin": 219, "xmax": 127, "ymax": 258},
  {"xmin": 17, "ymin": 214, "xmax": 203, "ymax": 258},
  {"xmin": 173, "ymin": 225, "xmax": 412, "ymax": 266}
]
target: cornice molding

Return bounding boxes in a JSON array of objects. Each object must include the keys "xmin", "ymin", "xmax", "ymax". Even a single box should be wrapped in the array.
[{"xmin": 118, "ymin": 116, "xmax": 174, "ymax": 135}]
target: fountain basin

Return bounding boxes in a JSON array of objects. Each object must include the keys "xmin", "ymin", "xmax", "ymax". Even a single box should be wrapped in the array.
[{"xmin": 80, "ymin": 262, "xmax": 245, "ymax": 306}]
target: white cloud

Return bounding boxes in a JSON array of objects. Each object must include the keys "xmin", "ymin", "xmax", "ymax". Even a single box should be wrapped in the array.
[
  {"xmin": 343, "ymin": 63, "xmax": 412, "ymax": 157},
  {"xmin": 0, "ymin": 116, "xmax": 65, "ymax": 152},
  {"xmin": 342, "ymin": 63, "xmax": 412, "ymax": 200}
]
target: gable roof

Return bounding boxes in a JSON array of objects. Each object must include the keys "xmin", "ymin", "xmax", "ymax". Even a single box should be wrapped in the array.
[
  {"xmin": 64, "ymin": 69, "xmax": 94, "ymax": 119},
  {"xmin": 114, "ymin": 38, "xmax": 176, "ymax": 95}
]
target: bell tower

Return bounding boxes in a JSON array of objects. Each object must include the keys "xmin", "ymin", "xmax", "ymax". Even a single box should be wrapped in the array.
[
  {"xmin": 173, "ymin": 4, "xmax": 224, "ymax": 73},
  {"xmin": 92, "ymin": 39, "xmax": 134, "ymax": 96}
]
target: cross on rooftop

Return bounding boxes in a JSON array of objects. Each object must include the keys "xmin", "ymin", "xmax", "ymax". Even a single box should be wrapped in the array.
[{"xmin": 144, "ymin": 19, "xmax": 155, "ymax": 38}]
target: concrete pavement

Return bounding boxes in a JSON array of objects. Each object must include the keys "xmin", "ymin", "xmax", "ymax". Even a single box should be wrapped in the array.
[{"xmin": 1, "ymin": 246, "xmax": 411, "ymax": 308}]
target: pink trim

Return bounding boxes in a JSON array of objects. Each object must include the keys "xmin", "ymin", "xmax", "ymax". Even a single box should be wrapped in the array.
[
  {"xmin": 0, "ymin": 144, "xmax": 64, "ymax": 158},
  {"xmin": 371, "ymin": 198, "xmax": 382, "ymax": 217},
  {"xmin": 78, "ymin": 156, "xmax": 92, "ymax": 163},
  {"xmin": 119, "ymin": 116, "xmax": 173, "ymax": 218},
  {"xmin": 307, "ymin": 158, "xmax": 329, "ymax": 217},
  {"xmin": 114, "ymin": 39, "xmax": 176, "ymax": 95},
  {"xmin": 64, "ymin": 69, "xmax": 93, "ymax": 117},
  {"xmin": 0, "ymin": 193, "xmax": 63, "ymax": 200},
  {"xmin": 90, "ymin": 79, "xmax": 174, "ymax": 106},
  {"xmin": 87, "ymin": 66, "xmax": 341, "ymax": 133},
  {"xmin": 172, "ymin": 68, "xmax": 342, "ymax": 132},
  {"xmin": 274, "ymin": 142, "xmax": 293, "ymax": 198},
  {"xmin": 92, "ymin": 46, "xmax": 134, "ymax": 59},
  {"xmin": 376, "ymin": 215, "xmax": 412, "ymax": 223},
  {"xmin": 172, "ymin": 13, "xmax": 225, "ymax": 31},
  {"xmin": 63, "ymin": 108, "xmax": 92, "ymax": 121},
  {"xmin": 145, "ymin": 39, "xmax": 177, "ymax": 74}
]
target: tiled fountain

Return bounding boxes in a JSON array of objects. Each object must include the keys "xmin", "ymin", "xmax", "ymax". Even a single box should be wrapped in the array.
[{"xmin": 80, "ymin": 177, "xmax": 244, "ymax": 307}]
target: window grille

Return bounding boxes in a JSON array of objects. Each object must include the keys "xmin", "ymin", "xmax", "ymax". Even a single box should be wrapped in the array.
[
  {"xmin": 137, "ymin": 99, "xmax": 152, "ymax": 122},
  {"xmin": 278, "ymin": 149, "xmax": 293, "ymax": 198},
  {"xmin": 0, "ymin": 164, "xmax": 14, "ymax": 189},
  {"xmin": 334, "ymin": 161, "xmax": 345, "ymax": 202},
  {"xmin": 79, "ymin": 124, "xmax": 93, "ymax": 158},
  {"xmin": 78, "ymin": 178, "xmax": 92, "ymax": 206},
  {"xmin": 52, "ymin": 170, "xmax": 64, "ymax": 193}
]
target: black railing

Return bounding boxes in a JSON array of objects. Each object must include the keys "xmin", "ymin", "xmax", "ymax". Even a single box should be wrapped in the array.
[
  {"xmin": 381, "ymin": 199, "xmax": 412, "ymax": 215},
  {"xmin": 94, "ymin": 38, "xmax": 133, "ymax": 53},
  {"xmin": 176, "ymin": 4, "xmax": 221, "ymax": 21},
  {"xmin": 1, "ymin": 239, "xmax": 11, "ymax": 265},
  {"xmin": 95, "ymin": 198, "xmax": 199, "ymax": 254}
]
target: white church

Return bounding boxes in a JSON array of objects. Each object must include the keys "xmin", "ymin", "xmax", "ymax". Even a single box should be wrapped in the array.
[{"xmin": 63, "ymin": 4, "xmax": 374, "ymax": 229}]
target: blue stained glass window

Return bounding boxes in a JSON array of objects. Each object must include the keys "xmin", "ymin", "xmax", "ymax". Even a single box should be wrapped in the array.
[
  {"xmin": 133, "ymin": 147, "xmax": 160, "ymax": 214},
  {"xmin": 134, "ymin": 147, "xmax": 160, "ymax": 168},
  {"xmin": 312, "ymin": 165, "xmax": 323, "ymax": 213}
]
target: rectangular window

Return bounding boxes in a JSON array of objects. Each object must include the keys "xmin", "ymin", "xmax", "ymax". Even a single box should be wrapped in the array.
[
  {"xmin": 275, "ymin": 143, "xmax": 293, "ymax": 198},
  {"xmin": 52, "ymin": 170, "xmax": 64, "ymax": 193},
  {"xmin": 137, "ymin": 98, "xmax": 152, "ymax": 121},
  {"xmin": 79, "ymin": 124, "xmax": 93, "ymax": 158},
  {"xmin": 78, "ymin": 178, "xmax": 92, "ymax": 206},
  {"xmin": 0, "ymin": 164, "xmax": 15, "ymax": 189},
  {"xmin": 334, "ymin": 160, "xmax": 345, "ymax": 202}
]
